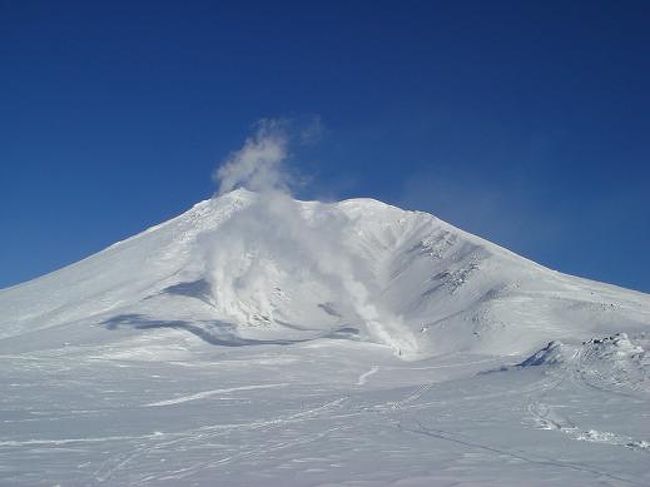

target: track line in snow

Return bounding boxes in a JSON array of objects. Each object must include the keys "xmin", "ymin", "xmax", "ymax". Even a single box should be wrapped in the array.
[
  {"xmin": 91, "ymin": 395, "xmax": 353, "ymax": 484},
  {"xmin": 402, "ymin": 420, "xmax": 644, "ymax": 486},
  {"xmin": 528, "ymin": 395, "xmax": 650, "ymax": 452},
  {"xmin": 142, "ymin": 383, "xmax": 289, "ymax": 407},
  {"xmin": 390, "ymin": 383, "xmax": 434, "ymax": 410},
  {"xmin": 0, "ymin": 432, "xmax": 166, "ymax": 448},
  {"xmin": 357, "ymin": 366, "xmax": 379, "ymax": 385}
]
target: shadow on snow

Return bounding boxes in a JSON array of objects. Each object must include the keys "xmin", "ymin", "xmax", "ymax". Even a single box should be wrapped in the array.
[{"xmin": 101, "ymin": 313, "xmax": 361, "ymax": 347}]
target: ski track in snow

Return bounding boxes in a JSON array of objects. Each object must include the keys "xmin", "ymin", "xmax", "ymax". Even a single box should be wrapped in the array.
[
  {"xmin": 357, "ymin": 366, "xmax": 379, "ymax": 385},
  {"xmin": 143, "ymin": 383, "xmax": 289, "ymax": 407},
  {"xmin": 89, "ymin": 394, "xmax": 355, "ymax": 485},
  {"xmin": 0, "ymin": 433, "xmax": 165, "ymax": 448}
]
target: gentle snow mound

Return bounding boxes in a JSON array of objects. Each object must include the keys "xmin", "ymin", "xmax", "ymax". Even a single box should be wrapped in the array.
[{"xmin": 519, "ymin": 332, "xmax": 646, "ymax": 369}]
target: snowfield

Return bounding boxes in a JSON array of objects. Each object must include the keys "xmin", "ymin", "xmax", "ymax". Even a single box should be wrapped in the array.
[{"xmin": 1, "ymin": 189, "xmax": 649, "ymax": 486}]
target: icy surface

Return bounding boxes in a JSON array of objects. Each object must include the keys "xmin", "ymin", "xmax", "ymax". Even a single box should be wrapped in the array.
[{"xmin": 1, "ymin": 190, "xmax": 649, "ymax": 485}]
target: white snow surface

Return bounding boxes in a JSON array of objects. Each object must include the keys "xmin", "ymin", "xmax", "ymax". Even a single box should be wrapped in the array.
[{"xmin": 1, "ymin": 189, "xmax": 649, "ymax": 486}]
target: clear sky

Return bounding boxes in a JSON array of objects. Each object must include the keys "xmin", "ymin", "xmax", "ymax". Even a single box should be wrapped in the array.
[{"xmin": 1, "ymin": 1, "xmax": 649, "ymax": 292}]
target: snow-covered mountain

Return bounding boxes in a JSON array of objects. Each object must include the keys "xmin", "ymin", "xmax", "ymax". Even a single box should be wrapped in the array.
[
  {"xmin": 1, "ymin": 189, "xmax": 648, "ymax": 357},
  {"xmin": 1, "ymin": 190, "xmax": 649, "ymax": 486}
]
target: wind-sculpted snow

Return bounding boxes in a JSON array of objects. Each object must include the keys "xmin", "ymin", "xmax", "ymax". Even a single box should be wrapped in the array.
[
  {"xmin": 1, "ymin": 190, "xmax": 650, "ymax": 485},
  {"xmin": 519, "ymin": 333, "xmax": 647, "ymax": 385},
  {"xmin": 517, "ymin": 340, "xmax": 574, "ymax": 367}
]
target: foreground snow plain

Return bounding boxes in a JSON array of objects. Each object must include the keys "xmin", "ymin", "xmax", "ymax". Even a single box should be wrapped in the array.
[{"xmin": 1, "ymin": 190, "xmax": 649, "ymax": 486}]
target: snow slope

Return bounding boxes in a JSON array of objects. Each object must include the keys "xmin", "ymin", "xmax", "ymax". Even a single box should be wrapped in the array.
[{"xmin": 1, "ymin": 190, "xmax": 649, "ymax": 486}]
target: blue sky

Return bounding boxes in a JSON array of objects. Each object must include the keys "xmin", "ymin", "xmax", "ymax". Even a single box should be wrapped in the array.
[{"xmin": 1, "ymin": 1, "xmax": 649, "ymax": 292}]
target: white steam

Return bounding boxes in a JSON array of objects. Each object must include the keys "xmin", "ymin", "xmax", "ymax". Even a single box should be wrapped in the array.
[
  {"xmin": 214, "ymin": 119, "xmax": 292, "ymax": 195},
  {"xmin": 205, "ymin": 119, "xmax": 418, "ymax": 358}
]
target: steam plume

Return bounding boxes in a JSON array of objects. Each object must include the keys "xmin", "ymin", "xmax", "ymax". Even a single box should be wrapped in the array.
[{"xmin": 207, "ymin": 119, "xmax": 418, "ymax": 358}]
